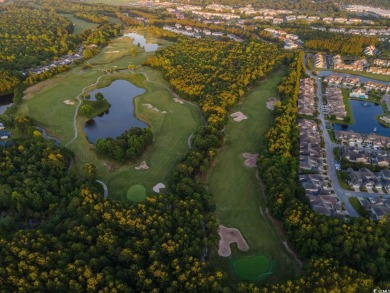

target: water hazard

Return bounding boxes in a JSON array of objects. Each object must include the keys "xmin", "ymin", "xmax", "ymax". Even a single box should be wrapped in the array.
[
  {"xmin": 124, "ymin": 32, "xmax": 158, "ymax": 52},
  {"xmin": 84, "ymin": 79, "xmax": 147, "ymax": 143},
  {"xmin": 333, "ymin": 100, "xmax": 390, "ymax": 137}
]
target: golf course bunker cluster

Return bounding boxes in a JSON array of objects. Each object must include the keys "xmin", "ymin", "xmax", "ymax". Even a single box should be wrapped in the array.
[{"xmin": 218, "ymin": 225, "xmax": 249, "ymax": 257}]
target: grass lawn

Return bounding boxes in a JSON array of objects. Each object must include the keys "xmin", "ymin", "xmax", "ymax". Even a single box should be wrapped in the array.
[
  {"xmin": 349, "ymin": 197, "xmax": 369, "ymax": 218},
  {"xmin": 18, "ymin": 31, "xmax": 202, "ymax": 201},
  {"xmin": 336, "ymin": 170, "xmax": 353, "ymax": 191},
  {"xmin": 207, "ymin": 68, "xmax": 298, "ymax": 283},
  {"xmin": 60, "ymin": 14, "xmax": 99, "ymax": 34},
  {"xmin": 230, "ymin": 254, "xmax": 273, "ymax": 283},
  {"xmin": 127, "ymin": 184, "xmax": 147, "ymax": 202}
]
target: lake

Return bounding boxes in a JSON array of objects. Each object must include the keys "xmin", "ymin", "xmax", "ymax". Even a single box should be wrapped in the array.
[
  {"xmin": 84, "ymin": 79, "xmax": 148, "ymax": 143},
  {"xmin": 318, "ymin": 70, "xmax": 390, "ymax": 85},
  {"xmin": 0, "ymin": 94, "xmax": 13, "ymax": 115},
  {"xmin": 124, "ymin": 32, "xmax": 158, "ymax": 52},
  {"xmin": 333, "ymin": 100, "xmax": 390, "ymax": 137}
]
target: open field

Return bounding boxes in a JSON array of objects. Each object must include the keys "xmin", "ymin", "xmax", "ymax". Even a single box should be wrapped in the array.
[
  {"xmin": 18, "ymin": 30, "xmax": 202, "ymax": 200},
  {"xmin": 207, "ymin": 68, "xmax": 298, "ymax": 283},
  {"xmin": 60, "ymin": 14, "xmax": 99, "ymax": 34}
]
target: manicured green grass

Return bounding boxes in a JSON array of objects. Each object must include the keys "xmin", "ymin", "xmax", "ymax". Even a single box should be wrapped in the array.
[
  {"xmin": 127, "ymin": 184, "xmax": 147, "ymax": 202},
  {"xmin": 231, "ymin": 254, "xmax": 273, "ymax": 282},
  {"xmin": 332, "ymin": 69, "xmax": 390, "ymax": 82},
  {"xmin": 207, "ymin": 68, "xmax": 298, "ymax": 283},
  {"xmin": 336, "ymin": 170, "xmax": 354, "ymax": 191},
  {"xmin": 18, "ymin": 31, "xmax": 201, "ymax": 200},
  {"xmin": 60, "ymin": 14, "xmax": 99, "ymax": 34},
  {"xmin": 349, "ymin": 197, "xmax": 369, "ymax": 218}
]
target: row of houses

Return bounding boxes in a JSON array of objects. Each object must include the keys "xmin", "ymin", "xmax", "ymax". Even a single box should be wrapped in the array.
[
  {"xmin": 324, "ymin": 74, "xmax": 360, "ymax": 87},
  {"xmin": 325, "ymin": 87, "xmax": 347, "ymax": 120},
  {"xmin": 367, "ymin": 67, "xmax": 390, "ymax": 75},
  {"xmin": 357, "ymin": 197, "xmax": 390, "ymax": 220},
  {"xmin": 373, "ymin": 59, "xmax": 390, "ymax": 67},
  {"xmin": 298, "ymin": 119, "xmax": 325, "ymax": 173},
  {"xmin": 323, "ymin": 74, "xmax": 390, "ymax": 93},
  {"xmin": 337, "ymin": 130, "xmax": 390, "ymax": 149},
  {"xmin": 298, "ymin": 119, "xmax": 347, "ymax": 216},
  {"xmin": 25, "ymin": 48, "xmax": 83, "ymax": 76},
  {"xmin": 298, "ymin": 78, "xmax": 316, "ymax": 115},
  {"xmin": 310, "ymin": 26, "xmax": 390, "ymax": 39},
  {"xmin": 333, "ymin": 58, "xmax": 368, "ymax": 71},
  {"xmin": 314, "ymin": 53, "xmax": 325, "ymax": 68},
  {"xmin": 341, "ymin": 146, "xmax": 390, "ymax": 168}
]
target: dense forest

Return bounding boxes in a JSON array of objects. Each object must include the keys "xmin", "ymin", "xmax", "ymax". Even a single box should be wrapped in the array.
[
  {"xmin": 0, "ymin": 138, "xmax": 222, "ymax": 291},
  {"xmin": 144, "ymin": 39, "xmax": 281, "ymax": 127},
  {"xmin": 0, "ymin": 0, "xmax": 121, "ymax": 96},
  {"xmin": 96, "ymin": 128, "xmax": 153, "ymax": 162}
]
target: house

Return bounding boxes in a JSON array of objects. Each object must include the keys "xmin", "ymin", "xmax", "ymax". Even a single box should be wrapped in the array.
[
  {"xmin": 347, "ymin": 167, "xmax": 376, "ymax": 188},
  {"xmin": 300, "ymin": 156, "xmax": 323, "ymax": 173},
  {"xmin": 336, "ymin": 130, "xmax": 363, "ymax": 146},
  {"xmin": 341, "ymin": 146, "xmax": 369, "ymax": 164},
  {"xmin": 364, "ymin": 45, "xmax": 376, "ymax": 56},
  {"xmin": 371, "ymin": 205, "xmax": 390, "ymax": 220},
  {"xmin": 343, "ymin": 77, "xmax": 360, "ymax": 87},
  {"xmin": 308, "ymin": 195, "xmax": 342, "ymax": 216},
  {"xmin": 349, "ymin": 88, "xmax": 367, "ymax": 99}
]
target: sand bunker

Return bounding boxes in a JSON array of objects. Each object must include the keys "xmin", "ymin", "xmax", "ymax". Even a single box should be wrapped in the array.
[
  {"xmin": 143, "ymin": 103, "xmax": 159, "ymax": 112},
  {"xmin": 218, "ymin": 225, "xmax": 249, "ymax": 257},
  {"xmin": 153, "ymin": 183, "xmax": 166, "ymax": 193},
  {"xmin": 63, "ymin": 99, "xmax": 75, "ymax": 105},
  {"xmin": 162, "ymin": 111, "xmax": 167, "ymax": 114},
  {"xmin": 230, "ymin": 111, "xmax": 247, "ymax": 122},
  {"xmin": 174, "ymin": 97, "xmax": 184, "ymax": 104},
  {"xmin": 266, "ymin": 97, "xmax": 279, "ymax": 110},
  {"xmin": 106, "ymin": 50, "xmax": 120, "ymax": 54},
  {"xmin": 243, "ymin": 153, "xmax": 259, "ymax": 168},
  {"xmin": 135, "ymin": 161, "xmax": 149, "ymax": 170}
]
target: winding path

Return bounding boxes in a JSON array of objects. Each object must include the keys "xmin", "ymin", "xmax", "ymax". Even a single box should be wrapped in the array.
[
  {"xmin": 65, "ymin": 70, "xmax": 111, "ymax": 147},
  {"xmin": 96, "ymin": 180, "xmax": 108, "ymax": 198}
]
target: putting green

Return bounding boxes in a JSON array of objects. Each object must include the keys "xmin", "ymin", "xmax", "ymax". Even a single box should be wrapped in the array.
[
  {"xmin": 231, "ymin": 254, "xmax": 273, "ymax": 282},
  {"xmin": 126, "ymin": 184, "xmax": 147, "ymax": 202}
]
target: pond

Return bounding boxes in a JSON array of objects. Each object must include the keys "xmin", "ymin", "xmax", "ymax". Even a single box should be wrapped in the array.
[
  {"xmin": 318, "ymin": 70, "xmax": 390, "ymax": 85},
  {"xmin": 124, "ymin": 32, "xmax": 158, "ymax": 52},
  {"xmin": 333, "ymin": 100, "xmax": 390, "ymax": 137},
  {"xmin": 84, "ymin": 79, "xmax": 147, "ymax": 143},
  {"xmin": 0, "ymin": 94, "xmax": 13, "ymax": 115}
]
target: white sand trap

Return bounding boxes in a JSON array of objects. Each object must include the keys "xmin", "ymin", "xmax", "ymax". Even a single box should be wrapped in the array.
[
  {"xmin": 135, "ymin": 161, "xmax": 149, "ymax": 170},
  {"xmin": 174, "ymin": 97, "xmax": 184, "ymax": 104},
  {"xmin": 106, "ymin": 50, "xmax": 120, "ymax": 54},
  {"xmin": 266, "ymin": 97, "xmax": 278, "ymax": 110},
  {"xmin": 243, "ymin": 153, "xmax": 259, "ymax": 168},
  {"xmin": 230, "ymin": 111, "xmax": 247, "ymax": 122},
  {"xmin": 218, "ymin": 225, "xmax": 249, "ymax": 257},
  {"xmin": 162, "ymin": 111, "xmax": 167, "ymax": 114},
  {"xmin": 63, "ymin": 99, "xmax": 75, "ymax": 105},
  {"xmin": 153, "ymin": 183, "xmax": 166, "ymax": 193},
  {"xmin": 143, "ymin": 103, "xmax": 159, "ymax": 112}
]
